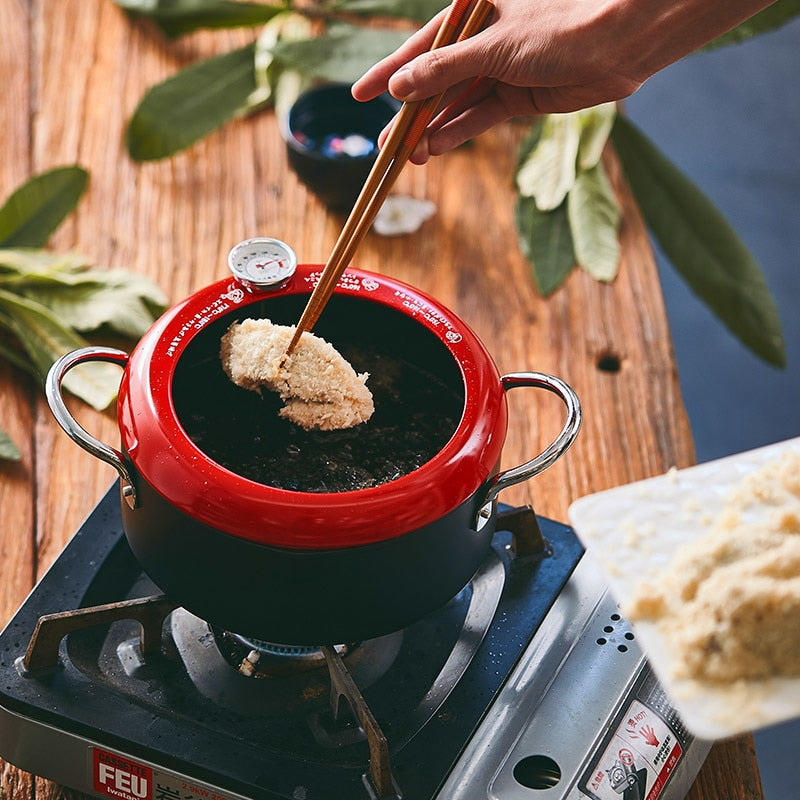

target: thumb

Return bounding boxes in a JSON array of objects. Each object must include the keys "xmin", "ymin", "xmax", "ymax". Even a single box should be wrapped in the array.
[{"xmin": 387, "ymin": 37, "xmax": 486, "ymax": 102}]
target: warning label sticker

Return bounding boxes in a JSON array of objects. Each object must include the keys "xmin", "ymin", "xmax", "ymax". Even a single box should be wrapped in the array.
[
  {"xmin": 581, "ymin": 699, "xmax": 683, "ymax": 800},
  {"xmin": 92, "ymin": 748, "xmax": 245, "ymax": 800}
]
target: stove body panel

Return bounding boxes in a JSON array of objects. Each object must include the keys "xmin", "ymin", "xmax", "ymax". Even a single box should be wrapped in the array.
[{"xmin": 0, "ymin": 486, "xmax": 707, "ymax": 800}]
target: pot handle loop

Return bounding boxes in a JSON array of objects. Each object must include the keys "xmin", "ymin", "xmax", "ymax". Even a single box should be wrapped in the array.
[
  {"xmin": 475, "ymin": 372, "xmax": 581, "ymax": 530},
  {"xmin": 45, "ymin": 347, "xmax": 138, "ymax": 509}
]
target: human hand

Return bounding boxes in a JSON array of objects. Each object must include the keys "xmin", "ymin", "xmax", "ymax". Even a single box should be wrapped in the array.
[
  {"xmin": 352, "ymin": 0, "xmax": 645, "ymax": 163},
  {"xmin": 352, "ymin": 0, "xmax": 776, "ymax": 163}
]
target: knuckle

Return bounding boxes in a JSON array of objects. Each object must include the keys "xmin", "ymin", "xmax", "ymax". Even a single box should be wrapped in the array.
[{"xmin": 419, "ymin": 48, "xmax": 452, "ymax": 83}]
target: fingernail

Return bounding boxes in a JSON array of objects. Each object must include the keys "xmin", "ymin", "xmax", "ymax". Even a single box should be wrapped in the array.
[{"xmin": 389, "ymin": 67, "xmax": 415, "ymax": 101}]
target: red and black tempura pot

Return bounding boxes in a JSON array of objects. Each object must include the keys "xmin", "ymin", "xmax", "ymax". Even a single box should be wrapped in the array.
[{"xmin": 47, "ymin": 238, "xmax": 581, "ymax": 645}]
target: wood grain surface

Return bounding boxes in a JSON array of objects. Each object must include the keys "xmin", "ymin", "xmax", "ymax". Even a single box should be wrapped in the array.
[{"xmin": 1, "ymin": 1, "xmax": 762, "ymax": 798}]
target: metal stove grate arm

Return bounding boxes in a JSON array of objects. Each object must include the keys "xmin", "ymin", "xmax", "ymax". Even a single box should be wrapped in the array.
[
  {"xmin": 20, "ymin": 595, "xmax": 178, "ymax": 673},
  {"xmin": 321, "ymin": 644, "xmax": 399, "ymax": 800}
]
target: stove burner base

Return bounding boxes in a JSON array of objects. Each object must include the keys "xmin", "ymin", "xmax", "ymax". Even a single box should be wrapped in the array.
[{"xmin": 0, "ymin": 485, "xmax": 708, "ymax": 800}]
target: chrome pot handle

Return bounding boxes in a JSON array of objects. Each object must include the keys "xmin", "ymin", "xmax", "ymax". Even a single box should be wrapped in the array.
[
  {"xmin": 45, "ymin": 346, "xmax": 137, "ymax": 509},
  {"xmin": 475, "ymin": 372, "xmax": 581, "ymax": 530}
]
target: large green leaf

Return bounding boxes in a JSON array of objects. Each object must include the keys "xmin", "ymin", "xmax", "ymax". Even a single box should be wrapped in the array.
[
  {"xmin": 250, "ymin": 11, "xmax": 313, "ymax": 111},
  {"xmin": 700, "ymin": 0, "xmax": 800, "ymax": 51},
  {"xmin": 0, "ymin": 289, "xmax": 121, "ymax": 408},
  {"xmin": 115, "ymin": 0, "xmax": 285, "ymax": 38},
  {"xmin": 577, "ymin": 103, "xmax": 616, "ymax": 171},
  {"xmin": 0, "ymin": 248, "xmax": 90, "ymax": 280},
  {"xmin": 0, "ymin": 289, "xmax": 89, "ymax": 380},
  {"xmin": 0, "ymin": 166, "xmax": 88, "ymax": 248},
  {"xmin": 126, "ymin": 43, "xmax": 258, "ymax": 161},
  {"xmin": 567, "ymin": 162, "xmax": 620, "ymax": 282},
  {"xmin": 611, "ymin": 114, "xmax": 785, "ymax": 366},
  {"xmin": 515, "ymin": 118, "xmax": 545, "ymax": 170},
  {"xmin": 0, "ymin": 428, "xmax": 21, "ymax": 462},
  {"xmin": 271, "ymin": 23, "xmax": 409, "ymax": 84},
  {"xmin": 0, "ymin": 335, "xmax": 38, "ymax": 376},
  {"xmin": 328, "ymin": 0, "xmax": 446, "ymax": 23},
  {"xmin": 515, "ymin": 195, "xmax": 575, "ymax": 296},
  {"xmin": 0, "ymin": 248, "xmax": 167, "ymax": 338},
  {"xmin": 515, "ymin": 113, "xmax": 581, "ymax": 211},
  {"xmin": 19, "ymin": 273, "xmax": 166, "ymax": 338}
]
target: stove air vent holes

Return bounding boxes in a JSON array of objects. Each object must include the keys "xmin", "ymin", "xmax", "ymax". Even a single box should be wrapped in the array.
[
  {"xmin": 507, "ymin": 616, "xmax": 636, "ymax": 791},
  {"xmin": 595, "ymin": 611, "xmax": 636, "ymax": 654}
]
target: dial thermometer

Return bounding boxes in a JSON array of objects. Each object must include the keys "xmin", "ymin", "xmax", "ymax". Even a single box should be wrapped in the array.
[{"xmin": 228, "ymin": 237, "xmax": 297, "ymax": 290}]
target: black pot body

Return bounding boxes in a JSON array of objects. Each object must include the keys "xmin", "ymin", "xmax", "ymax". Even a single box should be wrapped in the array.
[{"xmin": 120, "ymin": 478, "xmax": 496, "ymax": 645}]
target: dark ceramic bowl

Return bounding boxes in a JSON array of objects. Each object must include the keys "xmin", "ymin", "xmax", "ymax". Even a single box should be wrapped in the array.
[{"xmin": 284, "ymin": 83, "xmax": 399, "ymax": 212}]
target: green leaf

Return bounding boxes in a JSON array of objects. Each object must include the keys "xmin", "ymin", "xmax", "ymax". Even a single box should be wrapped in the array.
[
  {"xmin": 126, "ymin": 43, "xmax": 258, "ymax": 161},
  {"xmin": 577, "ymin": 102, "xmax": 616, "ymax": 171},
  {"xmin": 515, "ymin": 118, "xmax": 545, "ymax": 170},
  {"xmin": 271, "ymin": 23, "xmax": 410, "ymax": 84},
  {"xmin": 115, "ymin": 0, "xmax": 285, "ymax": 38},
  {"xmin": 515, "ymin": 113, "xmax": 581, "ymax": 211},
  {"xmin": 0, "ymin": 248, "xmax": 90, "ymax": 279},
  {"xmin": 0, "ymin": 428, "xmax": 21, "ymax": 461},
  {"xmin": 0, "ymin": 289, "xmax": 121, "ymax": 408},
  {"xmin": 0, "ymin": 288, "xmax": 89, "ymax": 379},
  {"xmin": 249, "ymin": 11, "xmax": 313, "ymax": 112},
  {"xmin": 0, "ymin": 166, "xmax": 88, "ymax": 248},
  {"xmin": 19, "ymin": 272, "xmax": 166, "ymax": 338},
  {"xmin": 567, "ymin": 162, "xmax": 621, "ymax": 282},
  {"xmin": 515, "ymin": 195, "xmax": 575, "ymax": 296},
  {"xmin": 700, "ymin": 0, "xmax": 800, "ymax": 51},
  {"xmin": 0, "ymin": 335, "xmax": 38, "ymax": 377},
  {"xmin": 272, "ymin": 68, "xmax": 313, "ymax": 124},
  {"xmin": 611, "ymin": 114, "xmax": 785, "ymax": 367},
  {"xmin": 0, "ymin": 248, "xmax": 167, "ymax": 338},
  {"xmin": 328, "ymin": 0, "xmax": 446, "ymax": 23}
]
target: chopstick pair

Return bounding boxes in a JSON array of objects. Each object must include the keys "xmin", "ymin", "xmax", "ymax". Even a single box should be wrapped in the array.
[{"xmin": 285, "ymin": 0, "xmax": 494, "ymax": 355}]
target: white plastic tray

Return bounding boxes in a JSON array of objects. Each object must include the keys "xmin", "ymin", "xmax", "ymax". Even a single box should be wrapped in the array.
[{"xmin": 568, "ymin": 437, "xmax": 800, "ymax": 740}]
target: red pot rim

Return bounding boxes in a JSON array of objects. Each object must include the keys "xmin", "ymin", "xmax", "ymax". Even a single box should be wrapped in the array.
[{"xmin": 118, "ymin": 266, "xmax": 507, "ymax": 549}]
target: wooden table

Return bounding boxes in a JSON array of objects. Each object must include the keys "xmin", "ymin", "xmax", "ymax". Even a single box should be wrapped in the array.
[{"xmin": 1, "ymin": 2, "xmax": 763, "ymax": 798}]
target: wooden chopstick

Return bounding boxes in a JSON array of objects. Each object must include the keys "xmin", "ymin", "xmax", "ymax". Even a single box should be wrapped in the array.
[
  {"xmin": 320, "ymin": 1, "xmax": 495, "ymax": 286},
  {"xmin": 285, "ymin": 0, "xmax": 493, "ymax": 355}
]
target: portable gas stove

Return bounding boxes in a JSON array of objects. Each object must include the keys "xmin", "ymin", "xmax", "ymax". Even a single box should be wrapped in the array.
[{"xmin": 0, "ymin": 487, "xmax": 709, "ymax": 800}]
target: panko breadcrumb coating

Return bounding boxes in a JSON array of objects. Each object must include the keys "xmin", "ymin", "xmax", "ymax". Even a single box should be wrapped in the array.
[
  {"xmin": 220, "ymin": 318, "xmax": 374, "ymax": 431},
  {"xmin": 626, "ymin": 451, "xmax": 800, "ymax": 683}
]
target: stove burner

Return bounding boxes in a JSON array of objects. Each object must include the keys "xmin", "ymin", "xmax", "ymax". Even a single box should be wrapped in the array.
[
  {"xmin": 171, "ymin": 608, "xmax": 405, "ymax": 716},
  {"xmin": 216, "ymin": 632, "xmax": 351, "ymax": 677}
]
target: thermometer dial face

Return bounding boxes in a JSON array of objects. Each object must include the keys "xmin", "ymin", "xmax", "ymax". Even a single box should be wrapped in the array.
[{"xmin": 228, "ymin": 238, "xmax": 297, "ymax": 289}]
